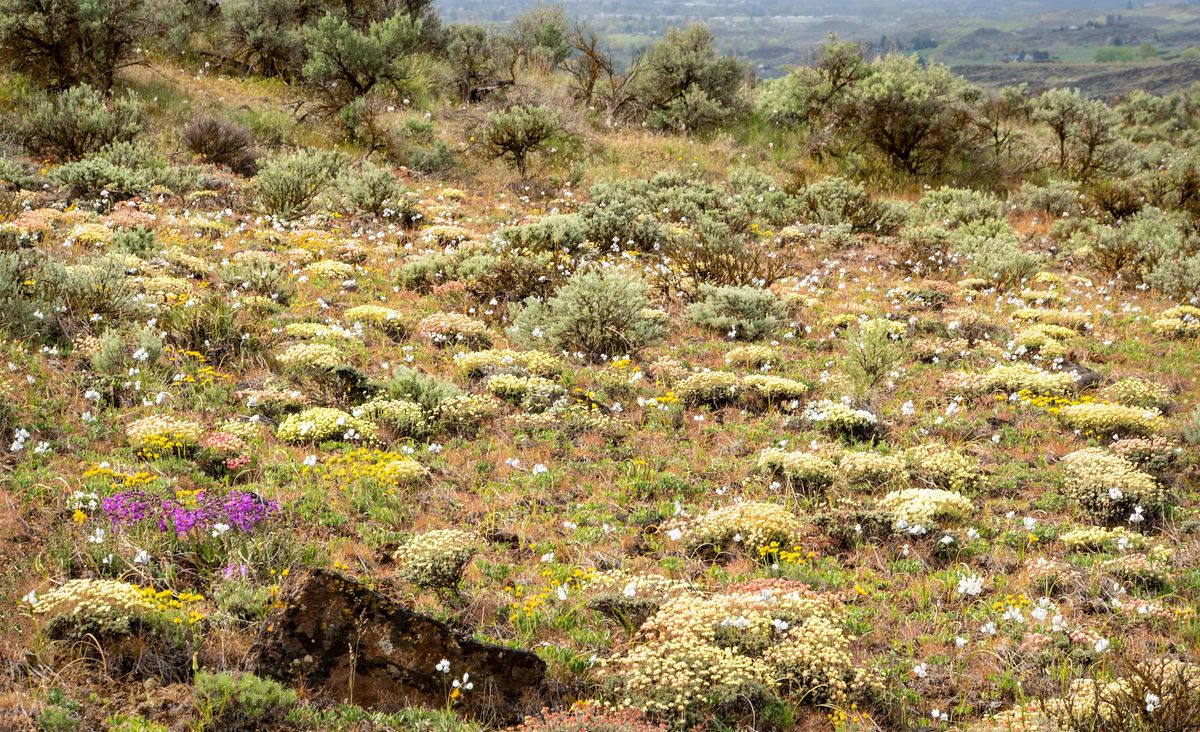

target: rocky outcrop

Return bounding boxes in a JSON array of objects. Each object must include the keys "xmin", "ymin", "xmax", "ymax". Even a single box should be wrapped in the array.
[{"xmin": 249, "ymin": 569, "xmax": 545, "ymax": 724}]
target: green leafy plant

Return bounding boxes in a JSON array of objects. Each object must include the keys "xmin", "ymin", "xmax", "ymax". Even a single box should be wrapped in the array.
[
  {"xmin": 194, "ymin": 670, "xmax": 298, "ymax": 732},
  {"xmin": 481, "ymin": 105, "xmax": 562, "ymax": 178},
  {"xmin": 254, "ymin": 149, "xmax": 345, "ymax": 219},
  {"xmin": 632, "ymin": 24, "xmax": 745, "ymax": 133},
  {"xmin": 0, "ymin": 0, "xmax": 148, "ymax": 90},
  {"xmin": 20, "ymin": 84, "xmax": 144, "ymax": 162},
  {"xmin": 510, "ymin": 270, "xmax": 666, "ymax": 361},
  {"xmin": 687, "ymin": 284, "xmax": 785, "ymax": 341}
]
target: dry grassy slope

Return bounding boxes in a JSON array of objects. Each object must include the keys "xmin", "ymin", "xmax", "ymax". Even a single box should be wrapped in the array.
[{"xmin": 2, "ymin": 60, "xmax": 1200, "ymax": 731}]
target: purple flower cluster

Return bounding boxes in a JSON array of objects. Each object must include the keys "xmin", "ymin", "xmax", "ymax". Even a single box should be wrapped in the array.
[
  {"xmin": 223, "ymin": 491, "xmax": 274, "ymax": 531},
  {"xmin": 102, "ymin": 490, "xmax": 278, "ymax": 537},
  {"xmin": 101, "ymin": 492, "xmax": 154, "ymax": 524}
]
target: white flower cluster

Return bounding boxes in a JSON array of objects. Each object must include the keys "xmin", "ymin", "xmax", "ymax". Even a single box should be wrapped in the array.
[
  {"xmin": 878, "ymin": 488, "xmax": 974, "ymax": 531},
  {"xmin": 274, "ymin": 342, "xmax": 344, "ymax": 372},
  {"xmin": 454, "ymin": 348, "xmax": 562, "ymax": 378},
  {"xmin": 605, "ymin": 582, "xmax": 880, "ymax": 724},
  {"xmin": 684, "ymin": 502, "xmax": 805, "ymax": 557},
  {"xmin": 802, "ymin": 399, "xmax": 878, "ymax": 437},
  {"xmin": 1060, "ymin": 447, "xmax": 1164, "ymax": 522},
  {"xmin": 276, "ymin": 407, "xmax": 377, "ymax": 444},
  {"xmin": 1058, "ymin": 402, "xmax": 1166, "ymax": 438},
  {"xmin": 393, "ymin": 529, "xmax": 478, "ymax": 590},
  {"xmin": 756, "ymin": 448, "xmax": 838, "ymax": 493}
]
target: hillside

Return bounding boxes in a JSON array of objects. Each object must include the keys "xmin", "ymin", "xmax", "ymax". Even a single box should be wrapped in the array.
[
  {"xmin": 956, "ymin": 58, "xmax": 1200, "ymax": 97},
  {"xmin": 3, "ymin": 2, "xmax": 1200, "ymax": 732}
]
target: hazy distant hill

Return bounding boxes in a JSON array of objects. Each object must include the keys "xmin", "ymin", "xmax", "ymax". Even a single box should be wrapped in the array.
[
  {"xmin": 956, "ymin": 58, "xmax": 1200, "ymax": 97},
  {"xmin": 437, "ymin": 0, "xmax": 1200, "ymax": 95}
]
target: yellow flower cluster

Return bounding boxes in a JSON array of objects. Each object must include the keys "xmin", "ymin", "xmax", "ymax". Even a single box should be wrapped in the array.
[
  {"xmin": 355, "ymin": 398, "xmax": 427, "ymax": 438},
  {"xmin": 959, "ymin": 362, "xmax": 1077, "ymax": 397},
  {"xmin": 837, "ymin": 451, "xmax": 908, "ymax": 488},
  {"xmin": 486, "ymin": 373, "xmax": 563, "ymax": 404},
  {"xmin": 32, "ymin": 579, "xmax": 155, "ymax": 619},
  {"xmin": 981, "ymin": 661, "xmax": 1200, "ymax": 731},
  {"xmin": 311, "ymin": 448, "xmax": 428, "ymax": 487},
  {"xmin": 756, "ymin": 448, "xmax": 838, "ymax": 493},
  {"xmin": 1011, "ymin": 307, "xmax": 1090, "ymax": 332},
  {"xmin": 137, "ymin": 275, "xmax": 194, "ymax": 300},
  {"xmin": 1013, "ymin": 324, "xmax": 1075, "ymax": 358},
  {"xmin": 125, "ymin": 415, "xmax": 203, "ymax": 452},
  {"xmin": 508, "ymin": 403, "xmax": 625, "ymax": 437},
  {"xmin": 454, "ymin": 348, "xmax": 562, "ymax": 378},
  {"xmin": 274, "ymin": 342, "xmax": 343, "ymax": 372},
  {"xmin": 435, "ymin": 394, "xmax": 502, "ymax": 434},
  {"xmin": 415, "ymin": 312, "xmax": 491, "ymax": 347},
  {"xmin": 904, "ymin": 444, "xmax": 984, "ymax": 493},
  {"xmin": 686, "ymin": 502, "xmax": 805, "ymax": 556},
  {"xmin": 1102, "ymin": 550, "xmax": 1173, "ymax": 587},
  {"xmin": 344, "ymin": 304, "xmax": 405, "ymax": 334},
  {"xmin": 1014, "ymin": 390, "xmax": 1096, "ymax": 414},
  {"xmin": 606, "ymin": 583, "xmax": 879, "ymax": 724},
  {"xmin": 33, "ymin": 577, "xmax": 207, "ymax": 630},
  {"xmin": 1101, "ymin": 377, "xmax": 1172, "ymax": 411},
  {"xmin": 878, "ymin": 488, "xmax": 973, "ymax": 528},
  {"xmin": 68, "ymin": 223, "xmax": 115, "ymax": 247},
  {"xmin": 802, "ymin": 400, "xmax": 879, "ymax": 436},
  {"xmin": 283, "ymin": 322, "xmax": 359, "ymax": 341},
  {"xmin": 1018, "ymin": 287, "xmax": 1067, "ymax": 305},
  {"xmin": 1059, "ymin": 525, "xmax": 1147, "ymax": 552},
  {"xmin": 674, "ymin": 371, "xmax": 740, "ymax": 406},
  {"xmin": 1061, "ymin": 447, "xmax": 1163, "ymax": 521},
  {"xmin": 83, "ymin": 463, "xmax": 158, "ymax": 488},
  {"xmin": 580, "ymin": 569, "xmax": 694, "ymax": 624},
  {"xmin": 1057, "ymin": 402, "xmax": 1165, "ymax": 437},
  {"xmin": 1110, "ymin": 436, "xmax": 1180, "ymax": 470},
  {"xmin": 276, "ymin": 407, "xmax": 377, "ymax": 444},
  {"xmin": 303, "ymin": 259, "xmax": 355, "ymax": 279},
  {"xmin": 741, "ymin": 375, "xmax": 809, "ymax": 405},
  {"xmin": 583, "ymin": 569, "xmax": 693, "ymax": 602},
  {"xmin": 164, "ymin": 250, "xmax": 210, "ymax": 277},
  {"xmin": 236, "ymin": 387, "xmax": 308, "ymax": 414},
  {"xmin": 219, "ymin": 419, "xmax": 264, "ymax": 443},
  {"xmin": 138, "ymin": 586, "xmax": 206, "ymax": 625},
  {"xmin": 1149, "ymin": 305, "xmax": 1200, "ymax": 339},
  {"xmin": 724, "ymin": 345, "xmax": 780, "ymax": 368},
  {"xmin": 420, "ymin": 224, "xmax": 472, "ymax": 245},
  {"xmin": 343, "ymin": 304, "xmax": 400, "ymax": 323},
  {"xmin": 393, "ymin": 529, "xmax": 478, "ymax": 589}
]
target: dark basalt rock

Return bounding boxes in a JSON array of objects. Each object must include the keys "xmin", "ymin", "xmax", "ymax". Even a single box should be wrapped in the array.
[
  {"xmin": 1063, "ymin": 361, "xmax": 1102, "ymax": 390},
  {"xmin": 249, "ymin": 569, "xmax": 546, "ymax": 724}
]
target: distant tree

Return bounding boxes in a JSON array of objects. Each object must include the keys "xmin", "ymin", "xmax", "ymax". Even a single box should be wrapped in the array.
[
  {"xmin": 564, "ymin": 24, "xmax": 644, "ymax": 126},
  {"xmin": 757, "ymin": 35, "xmax": 868, "ymax": 128},
  {"xmin": 20, "ymin": 84, "xmax": 144, "ymax": 161},
  {"xmin": 631, "ymin": 24, "xmax": 747, "ymax": 133},
  {"xmin": 481, "ymin": 105, "xmax": 561, "ymax": 178},
  {"xmin": 844, "ymin": 54, "xmax": 982, "ymax": 176},
  {"xmin": 0, "ymin": 0, "xmax": 149, "ymax": 91},
  {"xmin": 222, "ymin": 0, "xmax": 335, "ymax": 78},
  {"xmin": 564, "ymin": 25, "xmax": 608, "ymax": 104},
  {"xmin": 1068, "ymin": 98, "xmax": 1126, "ymax": 179},
  {"xmin": 1032, "ymin": 88, "xmax": 1126, "ymax": 180},
  {"xmin": 222, "ymin": 0, "xmax": 439, "ymax": 79},
  {"xmin": 973, "ymin": 85, "xmax": 1040, "ymax": 178},
  {"xmin": 1033, "ymin": 88, "xmax": 1083, "ymax": 171},
  {"xmin": 507, "ymin": 3, "xmax": 572, "ymax": 73},
  {"xmin": 300, "ymin": 12, "xmax": 426, "ymax": 124},
  {"xmin": 445, "ymin": 24, "xmax": 506, "ymax": 103}
]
